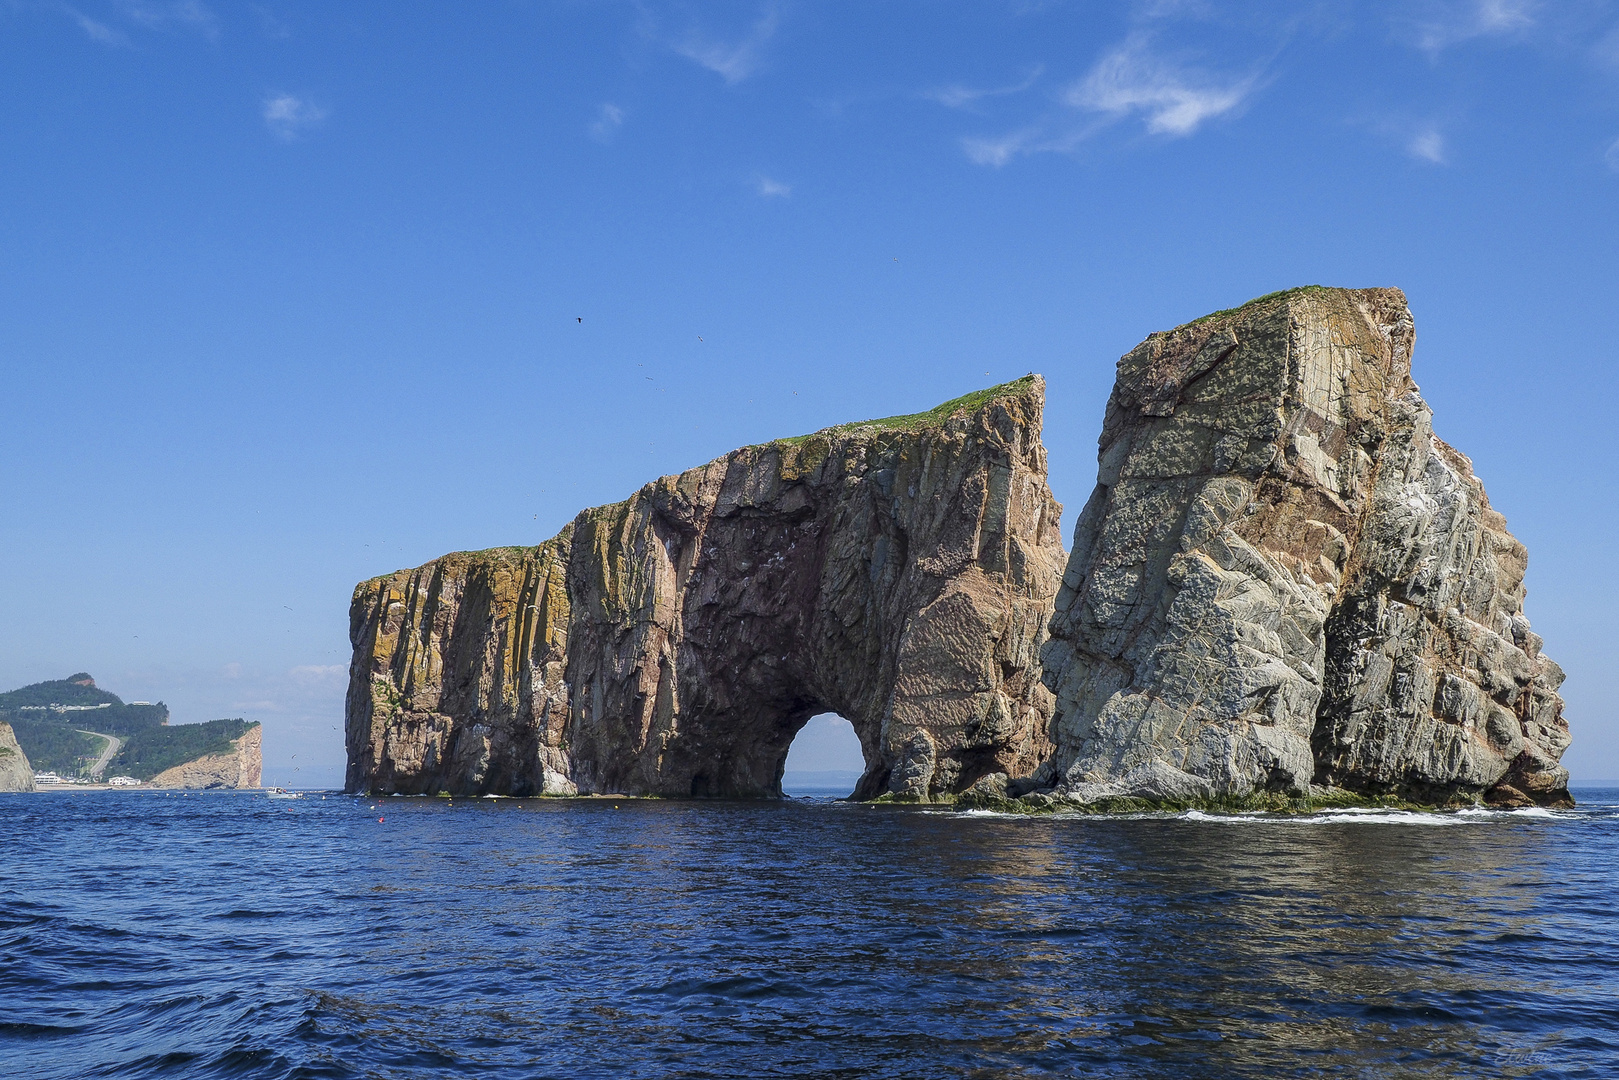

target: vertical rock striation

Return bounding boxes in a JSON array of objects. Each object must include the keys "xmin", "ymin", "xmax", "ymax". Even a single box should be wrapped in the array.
[
  {"xmin": 0, "ymin": 721, "xmax": 36, "ymax": 792},
  {"xmin": 347, "ymin": 377, "xmax": 1066, "ymax": 800},
  {"xmin": 1040, "ymin": 286, "xmax": 1571, "ymax": 807}
]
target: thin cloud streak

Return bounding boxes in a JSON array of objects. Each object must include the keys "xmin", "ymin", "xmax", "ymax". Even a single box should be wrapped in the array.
[
  {"xmin": 961, "ymin": 130, "xmax": 1038, "ymax": 168},
  {"xmin": 589, "ymin": 103, "xmax": 625, "ymax": 143},
  {"xmin": 960, "ymin": 120, "xmax": 1105, "ymax": 168},
  {"xmin": 64, "ymin": 7, "xmax": 129, "ymax": 45},
  {"xmin": 960, "ymin": 36, "xmax": 1254, "ymax": 167},
  {"xmin": 922, "ymin": 65, "xmax": 1044, "ymax": 110},
  {"xmin": 1407, "ymin": 0, "xmax": 1536, "ymax": 53},
  {"xmin": 115, "ymin": 0, "xmax": 219, "ymax": 38},
  {"xmin": 754, "ymin": 174, "xmax": 791, "ymax": 197},
  {"xmin": 1067, "ymin": 36, "xmax": 1257, "ymax": 136},
  {"xmin": 262, "ymin": 94, "xmax": 326, "ymax": 140},
  {"xmin": 1408, "ymin": 127, "xmax": 1446, "ymax": 163},
  {"xmin": 1606, "ymin": 137, "xmax": 1619, "ymax": 172},
  {"xmin": 289, "ymin": 664, "xmax": 346, "ymax": 686},
  {"xmin": 671, "ymin": 6, "xmax": 780, "ymax": 85}
]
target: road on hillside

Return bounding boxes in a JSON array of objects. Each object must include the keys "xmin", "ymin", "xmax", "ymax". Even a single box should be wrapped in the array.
[{"xmin": 78, "ymin": 730, "xmax": 123, "ymax": 779}]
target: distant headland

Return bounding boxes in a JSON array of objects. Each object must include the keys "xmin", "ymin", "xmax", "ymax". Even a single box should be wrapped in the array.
[{"xmin": 0, "ymin": 674, "xmax": 261, "ymax": 793}]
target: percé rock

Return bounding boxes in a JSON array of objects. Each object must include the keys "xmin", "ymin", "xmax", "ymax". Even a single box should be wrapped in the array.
[
  {"xmin": 0, "ymin": 721, "xmax": 36, "ymax": 792},
  {"xmin": 347, "ymin": 377, "xmax": 1065, "ymax": 799},
  {"xmin": 150, "ymin": 724, "xmax": 263, "ymax": 790},
  {"xmin": 1040, "ymin": 286, "xmax": 1570, "ymax": 807}
]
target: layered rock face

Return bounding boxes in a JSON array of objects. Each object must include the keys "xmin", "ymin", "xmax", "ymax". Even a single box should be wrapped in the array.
[
  {"xmin": 348, "ymin": 377, "xmax": 1065, "ymax": 799},
  {"xmin": 150, "ymin": 724, "xmax": 263, "ymax": 790},
  {"xmin": 1041, "ymin": 287, "xmax": 1570, "ymax": 807},
  {"xmin": 0, "ymin": 721, "xmax": 35, "ymax": 792}
]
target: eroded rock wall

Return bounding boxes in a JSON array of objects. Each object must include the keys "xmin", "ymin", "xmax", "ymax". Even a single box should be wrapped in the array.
[
  {"xmin": 1040, "ymin": 287, "xmax": 1570, "ymax": 806},
  {"xmin": 0, "ymin": 721, "xmax": 35, "ymax": 792},
  {"xmin": 348, "ymin": 377, "xmax": 1065, "ymax": 799},
  {"xmin": 150, "ymin": 724, "xmax": 263, "ymax": 790}
]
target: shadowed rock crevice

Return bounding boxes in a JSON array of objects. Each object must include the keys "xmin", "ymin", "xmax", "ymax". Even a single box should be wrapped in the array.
[{"xmin": 347, "ymin": 377, "xmax": 1065, "ymax": 800}]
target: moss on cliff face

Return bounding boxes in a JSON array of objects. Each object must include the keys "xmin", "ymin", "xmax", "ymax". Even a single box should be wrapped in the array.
[
  {"xmin": 347, "ymin": 535, "xmax": 576, "ymax": 797},
  {"xmin": 348, "ymin": 377, "xmax": 1066, "ymax": 800}
]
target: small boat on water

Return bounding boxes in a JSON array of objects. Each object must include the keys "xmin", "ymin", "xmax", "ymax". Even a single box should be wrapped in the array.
[{"xmin": 266, "ymin": 787, "xmax": 301, "ymax": 800}]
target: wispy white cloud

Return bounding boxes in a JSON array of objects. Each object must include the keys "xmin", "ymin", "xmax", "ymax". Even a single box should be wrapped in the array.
[
  {"xmin": 114, "ymin": 0, "xmax": 219, "ymax": 38},
  {"xmin": 1406, "ymin": 0, "xmax": 1536, "ymax": 54},
  {"xmin": 1606, "ymin": 137, "xmax": 1619, "ymax": 172},
  {"xmin": 754, "ymin": 174, "xmax": 791, "ymax": 197},
  {"xmin": 64, "ymin": 7, "xmax": 129, "ymax": 46},
  {"xmin": 959, "ymin": 122, "xmax": 1103, "ymax": 168},
  {"xmin": 589, "ymin": 103, "xmax": 625, "ymax": 143},
  {"xmin": 671, "ymin": 5, "xmax": 780, "ymax": 85},
  {"xmin": 922, "ymin": 65, "xmax": 1044, "ymax": 110},
  {"xmin": 1358, "ymin": 113, "xmax": 1455, "ymax": 165},
  {"xmin": 1408, "ymin": 126, "xmax": 1447, "ymax": 163},
  {"xmin": 1067, "ymin": 35, "xmax": 1257, "ymax": 136},
  {"xmin": 289, "ymin": 664, "xmax": 346, "ymax": 686},
  {"xmin": 262, "ymin": 94, "xmax": 326, "ymax": 140},
  {"xmin": 961, "ymin": 129, "xmax": 1040, "ymax": 168}
]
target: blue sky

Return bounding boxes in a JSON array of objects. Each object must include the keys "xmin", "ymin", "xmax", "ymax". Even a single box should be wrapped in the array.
[{"xmin": 3, "ymin": 0, "xmax": 1617, "ymax": 789}]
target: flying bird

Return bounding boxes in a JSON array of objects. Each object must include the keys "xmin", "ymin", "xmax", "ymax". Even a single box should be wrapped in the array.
[{"xmin": 577, "ymin": 317, "xmax": 582, "ymax": 323}]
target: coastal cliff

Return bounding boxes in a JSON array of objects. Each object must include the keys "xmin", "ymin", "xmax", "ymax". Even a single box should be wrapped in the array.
[
  {"xmin": 346, "ymin": 287, "xmax": 1571, "ymax": 808},
  {"xmin": 1040, "ymin": 287, "xmax": 1570, "ymax": 807},
  {"xmin": 0, "ymin": 721, "xmax": 35, "ymax": 792},
  {"xmin": 348, "ymin": 377, "xmax": 1066, "ymax": 799},
  {"xmin": 149, "ymin": 724, "xmax": 262, "ymax": 790}
]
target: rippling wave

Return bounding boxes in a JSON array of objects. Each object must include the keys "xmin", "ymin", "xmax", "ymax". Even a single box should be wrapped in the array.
[{"xmin": 4, "ymin": 789, "xmax": 1617, "ymax": 1078}]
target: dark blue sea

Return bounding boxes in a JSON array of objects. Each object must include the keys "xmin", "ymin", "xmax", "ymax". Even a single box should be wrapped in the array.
[{"xmin": 5, "ymin": 787, "xmax": 1619, "ymax": 1079}]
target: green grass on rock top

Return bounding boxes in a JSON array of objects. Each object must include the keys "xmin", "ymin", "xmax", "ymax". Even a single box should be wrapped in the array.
[{"xmin": 771, "ymin": 374, "xmax": 1039, "ymax": 447}]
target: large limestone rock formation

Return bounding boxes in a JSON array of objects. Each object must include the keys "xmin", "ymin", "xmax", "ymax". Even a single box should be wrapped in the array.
[
  {"xmin": 1040, "ymin": 286, "xmax": 1570, "ymax": 807},
  {"xmin": 347, "ymin": 377, "xmax": 1065, "ymax": 799},
  {"xmin": 0, "ymin": 721, "xmax": 35, "ymax": 792},
  {"xmin": 150, "ymin": 724, "xmax": 263, "ymax": 790}
]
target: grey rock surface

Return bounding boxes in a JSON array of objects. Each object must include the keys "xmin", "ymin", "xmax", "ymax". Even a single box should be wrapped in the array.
[
  {"xmin": 0, "ymin": 721, "xmax": 36, "ymax": 792},
  {"xmin": 347, "ymin": 377, "xmax": 1065, "ymax": 800},
  {"xmin": 1041, "ymin": 286, "xmax": 1571, "ymax": 807}
]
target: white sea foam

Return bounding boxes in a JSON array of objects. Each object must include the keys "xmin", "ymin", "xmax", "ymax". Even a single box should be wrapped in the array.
[{"xmin": 1165, "ymin": 805, "xmax": 1575, "ymax": 826}]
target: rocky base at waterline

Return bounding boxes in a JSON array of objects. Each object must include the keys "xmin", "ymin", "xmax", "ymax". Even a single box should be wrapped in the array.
[
  {"xmin": 932, "ymin": 785, "xmax": 1536, "ymax": 816},
  {"xmin": 346, "ymin": 286, "xmax": 1572, "ymax": 809}
]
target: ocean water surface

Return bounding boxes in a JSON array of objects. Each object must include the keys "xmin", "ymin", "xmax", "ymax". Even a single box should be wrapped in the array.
[{"xmin": 4, "ymin": 787, "xmax": 1618, "ymax": 1079}]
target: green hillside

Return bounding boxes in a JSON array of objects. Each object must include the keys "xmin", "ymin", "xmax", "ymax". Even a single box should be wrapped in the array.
[
  {"xmin": 1, "ymin": 673, "xmax": 252, "ymax": 780},
  {"xmin": 0, "ymin": 672, "xmax": 121, "ymax": 709},
  {"xmin": 117, "ymin": 718, "xmax": 256, "ymax": 780}
]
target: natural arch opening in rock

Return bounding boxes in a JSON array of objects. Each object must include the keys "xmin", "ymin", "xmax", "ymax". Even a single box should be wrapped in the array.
[
  {"xmin": 346, "ymin": 377, "xmax": 1064, "ymax": 801},
  {"xmin": 781, "ymin": 713, "xmax": 865, "ymax": 798}
]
